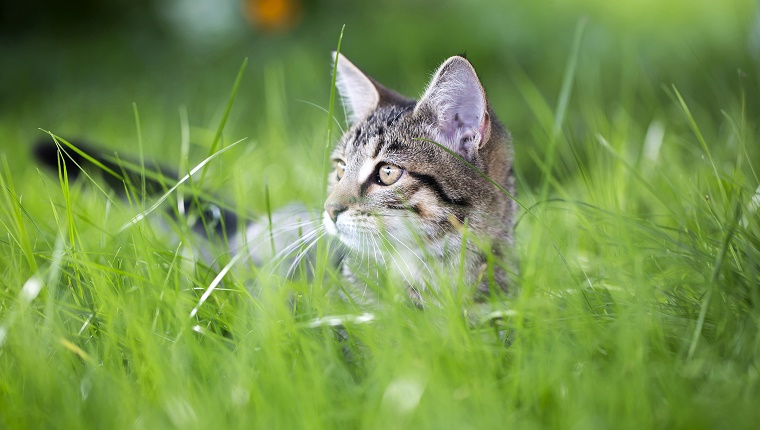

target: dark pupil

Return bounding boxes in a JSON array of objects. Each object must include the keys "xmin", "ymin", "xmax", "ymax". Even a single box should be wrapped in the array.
[{"xmin": 383, "ymin": 167, "xmax": 391, "ymax": 176}]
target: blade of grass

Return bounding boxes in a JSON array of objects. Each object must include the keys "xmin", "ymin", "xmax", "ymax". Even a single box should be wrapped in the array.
[
  {"xmin": 322, "ymin": 25, "xmax": 345, "ymax": 200},
  {"xmin": 189, "ymin": 247, "xmax": 250, "ymax": 318},
  {"xmin": 264, "ymin": 178, "xmax": 276, "ymax": 255},
  {"xmin": 133, "ymin": 103, "xmax": 146, "ymax": 205},
  {"xmin": 671, "ymin": 86, "xmax": 729, "ymax": 205},
  {"xmin": 314, "ymin": 25, "xmax": 346, "ymax": 295},
  {"xmin": 0, "ymin": 156, "xmax": 38, "ymax": 272},
  {"xmin": 40, "ymin": 130, "xmax": 125, "ymax": 180},
  {"xmin": 687, "ymin": 196, "xmax": 742, "ymax": 359},
  {"xmin": 198, "ymin": 58, "xmax": 248, "ymax": 186},
  {"xmin": 537, "ymin": 17, "xmax": 587, "ymax": 205},
  {"xmin": 595, "ymin": 133, "xmax": 678, "ymax": 217},
  {"xmin": 119, "ymin": 137, "xmax": 248, "ymax": 232}
]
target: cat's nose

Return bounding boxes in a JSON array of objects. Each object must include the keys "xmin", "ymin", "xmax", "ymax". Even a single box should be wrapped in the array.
[{"xmin": 325, "ymin": 202, "xmax": 348, "ymax": 223}]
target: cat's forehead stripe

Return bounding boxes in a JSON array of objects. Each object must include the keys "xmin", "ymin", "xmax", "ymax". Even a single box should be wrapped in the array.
[
  {"xmin": 357, "ymin": 159, "xmax": 376, "ymax": 184},
  {"xmin": 370, "ymin": 137, "xmax": 384, "ymax": 158}
]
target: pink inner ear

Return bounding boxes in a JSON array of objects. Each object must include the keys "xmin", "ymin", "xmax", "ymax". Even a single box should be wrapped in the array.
[
  {"xmin": 418, "ymin": 57, "xmax": 488, "ymax": 157},
  {"xmin": 437, "ymin": 94, "xmax": 488, "ymax": 157}
]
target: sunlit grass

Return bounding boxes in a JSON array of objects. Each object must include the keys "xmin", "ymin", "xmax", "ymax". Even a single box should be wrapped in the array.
[{"xmin": 1, "ymin": 31, "xmax": 759, "ymax": 430}]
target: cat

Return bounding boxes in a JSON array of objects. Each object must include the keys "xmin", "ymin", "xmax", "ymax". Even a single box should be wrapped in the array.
[
  {"xmin": 34, "ymin": 52, "xmax": 517, "ymax": 309},
  {"xmin": 315, "ymin": 53, "xmax": 517, "ymax": 307}
]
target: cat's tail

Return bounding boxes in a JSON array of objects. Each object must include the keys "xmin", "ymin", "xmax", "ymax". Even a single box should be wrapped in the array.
[
  {"xmin": 32, "ymin": 137, "xmax": 177, "ymax": 198},
  {"xmin": 32, "ymin": 137, "xmax": 240, "ymax": 239}
]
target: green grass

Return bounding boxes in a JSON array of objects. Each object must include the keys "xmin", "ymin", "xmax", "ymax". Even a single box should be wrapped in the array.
[{"xmin": 2, "ymin": 17, "xmax": 760, "ymax": 429}]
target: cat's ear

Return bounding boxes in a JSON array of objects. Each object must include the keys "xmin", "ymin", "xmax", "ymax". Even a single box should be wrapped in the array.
[
  {"xmin": 416, "ymin": 56, "xmax": 489, "ymax": 159},
  {"xmin": 332, "ymin": 52, "xmax": 381, "ymax": 124}
]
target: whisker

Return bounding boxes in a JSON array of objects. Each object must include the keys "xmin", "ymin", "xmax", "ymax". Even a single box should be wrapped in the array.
[
  {"xmin": 369, "ymin": 232, "xmax": 384, "ymax": 281},
  {"xmin": 361, "ymin": 234, "xmax": 370, "ymax": 302},
  {"xmin": 237, "ymin": 218, "xmax": 317, "ymax": 245},
  {"xmin": 276, "ymin": 227, "xmax": 320, "ymax": 259},
  {"xmin": 377, "ymin": 236, "xmax": 422, "ymax": 304},
  {"xmin": 286, "ymin": 230, "xmax": 326, "ymax": 278},
  {"xmin": 263, "ymin": 228, "xmax": 320, "ymax": 274},
  {"xmin": 384, "ymin": 229, "xmax": 435, "ymax": 279},
  {"xmin": 369, "ymin": 233, "xmax": 376, "ymax": 280},
  {"xmin": 263, "ymin": 220, "xmax": 318, "ymax": 237},
  {"xmin": 364, "ymin": 233, "xmax": 370, "ymax": 280}
]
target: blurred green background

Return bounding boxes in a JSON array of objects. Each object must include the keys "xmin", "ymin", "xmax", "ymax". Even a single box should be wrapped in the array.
[{"xmin": 1, "ymin": 0, "xmax": 757, "ymax": 185}]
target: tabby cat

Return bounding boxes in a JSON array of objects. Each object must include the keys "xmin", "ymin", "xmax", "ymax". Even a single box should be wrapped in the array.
[
  {"xmin": 318, "ymin": 53, "xmax": 517, "ymax": 306},
  {"xmin": 35, "ymin": 53, "xmax": 517, "ymax": 308}
]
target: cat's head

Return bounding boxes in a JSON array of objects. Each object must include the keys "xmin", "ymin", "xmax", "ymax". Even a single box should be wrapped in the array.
[{"xmin": 323, "ymin": 53, "xmax": 514, "ymax": 256}]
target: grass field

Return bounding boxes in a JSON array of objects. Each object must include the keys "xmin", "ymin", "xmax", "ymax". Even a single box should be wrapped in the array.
[{"xmin": 1, "ymin": 2, "xmax": 760, "ymax": 428}]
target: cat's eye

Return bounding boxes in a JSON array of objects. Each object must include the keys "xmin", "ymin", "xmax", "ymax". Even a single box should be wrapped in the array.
[
  {"xmin": 335, "ymin": 160, "xmax": 346, "ymax": 180},
  {"xmin": 377, "ymin": 164, "xmax": 403, "ymax": 185}
]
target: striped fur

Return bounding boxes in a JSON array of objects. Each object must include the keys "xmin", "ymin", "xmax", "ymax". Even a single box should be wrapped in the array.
[{"xmin": 325, "ymin": 54, "xmax": 517, "ymax": 306}]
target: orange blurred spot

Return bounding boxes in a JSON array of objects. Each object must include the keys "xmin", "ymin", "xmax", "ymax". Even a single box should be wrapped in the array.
[{"xmin": 243, "ymin": 0, "xmax": 300, "ymax": 32}]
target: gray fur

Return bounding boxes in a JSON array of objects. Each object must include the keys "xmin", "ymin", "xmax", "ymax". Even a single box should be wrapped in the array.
[{"xmin": 322, "ymin": 54, "xmax": 517, "ymax": 307}]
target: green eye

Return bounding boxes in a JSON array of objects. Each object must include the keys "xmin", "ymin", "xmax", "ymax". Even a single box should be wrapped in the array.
[
  {"xmin": 335, "ymin": 160, "xmax": 346, "ymax": 180},
  {"xmin": 377, "ymin": 164, "xmax": 403, "ymax": 185}
]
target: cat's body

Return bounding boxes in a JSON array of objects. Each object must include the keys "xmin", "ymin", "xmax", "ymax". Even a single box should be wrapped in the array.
[{"xmin": 35, "ymin": 53, "xmax": 517, "ymax": 308}]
